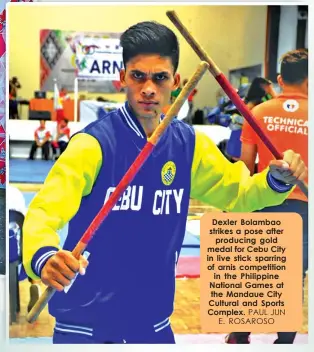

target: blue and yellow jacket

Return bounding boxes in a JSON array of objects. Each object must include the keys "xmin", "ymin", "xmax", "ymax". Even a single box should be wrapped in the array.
[{"xmin": 23, "ymin": 102, "xmax": 292, "ymax": 328}]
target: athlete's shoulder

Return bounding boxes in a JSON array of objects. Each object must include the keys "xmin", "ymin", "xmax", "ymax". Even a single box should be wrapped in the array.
[
  {"xmin": 170, "ymin": 118, "xmax": 195, "ymax": 138},
  {"xmin": 82, "ymin": 108, "xmax": 121, "ymax": 134}
]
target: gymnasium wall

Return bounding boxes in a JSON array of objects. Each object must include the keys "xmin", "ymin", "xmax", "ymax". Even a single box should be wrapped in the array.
[
  {"xmin": 277, "ymin": 5, "xmax": 308, "ymax": 72},
  {"xmin": 8, "ymin": 4, "xmax": 267, "ymax": 110}
]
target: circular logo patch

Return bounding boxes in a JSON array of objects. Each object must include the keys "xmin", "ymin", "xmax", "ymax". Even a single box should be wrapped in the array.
[
  {"xmin": 161, "ymin": 161, "xmax": 176, "ymax": 186},
  {"xmin": 283, "ymin": 99, "xmax": 299, "ymax": 113}
]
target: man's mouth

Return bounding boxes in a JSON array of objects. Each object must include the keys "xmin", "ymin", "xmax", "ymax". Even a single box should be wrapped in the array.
[{"xmin": 138, "ymin": 101, "xmax": 158, "ymax": 106}]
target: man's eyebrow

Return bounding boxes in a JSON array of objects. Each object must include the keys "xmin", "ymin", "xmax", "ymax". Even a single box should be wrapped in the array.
[
  {"xmin": 152, "ymin": 71, "xmax": 170, "ymax": 76},
  {"xmin": 129, "ymin": 70, "xmax": 170, "ymax": 75},
  {"xmin": 130, "ymin": 69, "xmax": 145, "ymax": 74}
]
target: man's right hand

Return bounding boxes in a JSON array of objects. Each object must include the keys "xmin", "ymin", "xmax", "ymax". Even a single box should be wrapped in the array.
[{"xmin": 41, "ymin": 250, "xmax": 89, "ymax": 291}]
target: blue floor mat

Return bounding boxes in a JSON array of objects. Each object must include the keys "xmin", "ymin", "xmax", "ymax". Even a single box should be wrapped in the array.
[{"xmin": 10, "ymin": 159, "xmax": 54, "ymax": 183}]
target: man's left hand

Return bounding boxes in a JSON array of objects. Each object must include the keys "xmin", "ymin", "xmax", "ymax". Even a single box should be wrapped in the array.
[{"xmin": 269, "ymin": 150, "xmax": 307, "ymax": 185}]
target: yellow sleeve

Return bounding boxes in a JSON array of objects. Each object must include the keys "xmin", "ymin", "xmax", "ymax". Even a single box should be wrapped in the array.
[
  {"xmin": 22, "ymin": 133, "xmax": 102, "ymax": 280},
  {"xmin": 190, "ymin": 130, "xmax": 293, "ymax": 212}
]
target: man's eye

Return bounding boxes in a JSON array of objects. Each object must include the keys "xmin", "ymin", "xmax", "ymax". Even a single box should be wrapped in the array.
[
  {"xmin": 133, "ymin": 72, "xmax": 144, "ymax": 80},
  {"xmin": 154, "ymin": 74, "xmax": 168, "ymax": 81}
]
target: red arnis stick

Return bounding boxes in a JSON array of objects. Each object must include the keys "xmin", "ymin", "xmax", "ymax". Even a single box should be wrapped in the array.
[
  {"xmin": 26, "ymin": 61, "xmax": 209, "ymax": 323},
  {"xmin": 166, "ymin": 10, "xmax": 308, "ymax": 198}
]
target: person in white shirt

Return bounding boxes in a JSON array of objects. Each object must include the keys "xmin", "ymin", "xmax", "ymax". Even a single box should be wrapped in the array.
[{"xmin": 29, "ymin": 120, "xmax": 52, "ymax": 160}]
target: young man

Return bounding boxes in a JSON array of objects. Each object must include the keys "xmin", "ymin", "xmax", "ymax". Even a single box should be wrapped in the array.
[
  {"xmin": 226, "ymin": 49, "xmax": 308, "ymax": 344},
  {"xmin": 29, "ymin": 120, "xmax": 51, "ymax": 160},
  {"xmin": 23, "ymin": 22, "xmax": 307, "ymax": 344}
]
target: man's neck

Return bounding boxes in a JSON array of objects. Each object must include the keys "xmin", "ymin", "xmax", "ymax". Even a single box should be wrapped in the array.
[
  {"xmin": 128, "ymin": 103, "xmax": 161, "ymax": 138},
  {"xmin": 137, "ymin": 115, "xmax": 160, "ymax": 138},
  {"xmin": 282, "ymin": 85, "xmax": 307, "ymax": 97}
]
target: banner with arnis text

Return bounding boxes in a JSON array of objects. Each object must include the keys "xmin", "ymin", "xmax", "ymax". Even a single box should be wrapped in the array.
[
  {"xmin": 75, "ymin": 37, "xmax": 123, "ymax": 81},
  {"xmin": 40, "ymin": 29, "xmax": 123, "ymax": 93}
]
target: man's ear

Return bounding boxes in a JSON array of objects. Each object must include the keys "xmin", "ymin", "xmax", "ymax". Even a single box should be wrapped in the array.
[
  {"xmin": 173, "ymin": 73, "xmax": 181, "ymax": 90},
  {"xmin": 120, "ymin": 69, "xmax": 127, "ymax": 88},
  {"xmin": 277, "ymin": 74, "xmax": 283, "ymax": 87}
]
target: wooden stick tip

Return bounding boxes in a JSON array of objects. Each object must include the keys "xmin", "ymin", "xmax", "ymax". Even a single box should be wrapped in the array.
[{"xmin": 166, "ymin": 10, "xmax": 176, "ymax": 18}]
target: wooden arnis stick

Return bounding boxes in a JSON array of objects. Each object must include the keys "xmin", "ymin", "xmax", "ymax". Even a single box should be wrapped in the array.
[
  {"xmin": 166, "ymin": 10, "xmax": 308, "ymax": 198},
  {"xmin": 26, "ymin": 60, "xmax": 210, "ymax": 323}
]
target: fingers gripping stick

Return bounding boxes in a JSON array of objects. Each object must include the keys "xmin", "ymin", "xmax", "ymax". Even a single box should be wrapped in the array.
[
  {"xmin": 166, "ymin": 11, "xmax": 308, "ymax": 198},
  {"xmin": 26, "ymin": 61, "xmax": 209, "ymax": 323}
]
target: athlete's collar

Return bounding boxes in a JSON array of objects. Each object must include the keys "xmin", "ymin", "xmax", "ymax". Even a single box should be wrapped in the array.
[
  {"xmin": 119, "ymin": 102, "xmax": 145, "ymax": 139},
  {"xmin": 119, "ymin": 102, "xmax": 165, "ymax": 139}
]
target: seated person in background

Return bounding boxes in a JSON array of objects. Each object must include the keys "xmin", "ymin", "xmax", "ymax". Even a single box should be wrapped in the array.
[
  {"xmin": 29, "ymin": 120, "xmax": 51, "ymax": 160},
  {"xmin": 51, "ymin": 118, "xmax": 70, "ymax": 160}
]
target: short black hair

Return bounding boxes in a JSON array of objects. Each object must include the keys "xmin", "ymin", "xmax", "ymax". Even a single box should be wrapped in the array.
[
  {"xmin": 280, "ymin": 49, "xmax": 308, "ymax": 84},
  {"xmin": 120, "ymin": 21, "xmax": 179, "ymax": 73},
  {"xmin": 245, "ymin": 77, "xmax": 271, "ymax": 104}
]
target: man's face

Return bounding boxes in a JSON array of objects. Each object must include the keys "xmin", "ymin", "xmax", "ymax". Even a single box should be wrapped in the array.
[
  {"xmin": 120, "ymin": 54, "xmax": 180, "ymax": 119},
  {"xmin": 40, "ymin": 120, "xmax": 45, "ymax": 128}
]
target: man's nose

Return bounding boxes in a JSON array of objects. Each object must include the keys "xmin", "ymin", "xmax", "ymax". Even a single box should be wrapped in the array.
[{"xmin": 141, "ymin": 80, "xmax": 156, "ymax": 98}]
